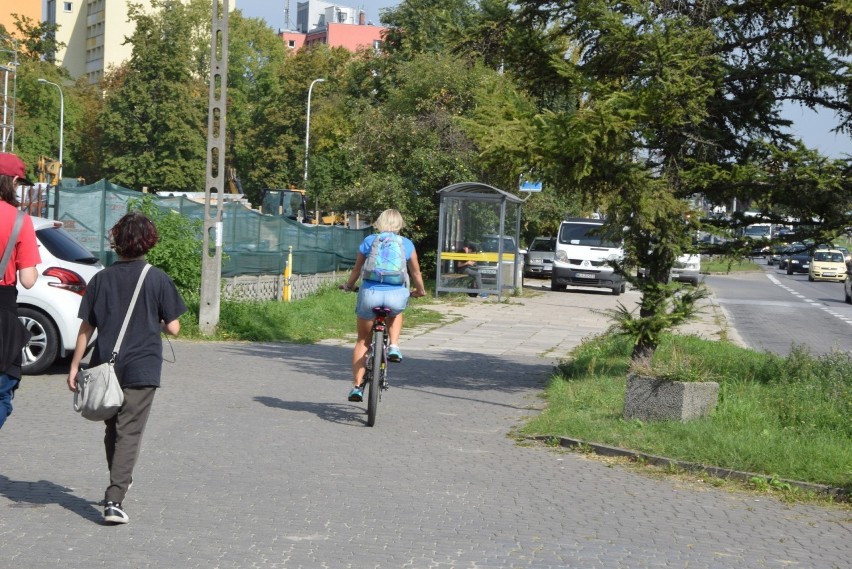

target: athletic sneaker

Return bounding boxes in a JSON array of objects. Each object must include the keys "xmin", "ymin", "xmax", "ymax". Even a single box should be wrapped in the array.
[
  {"xmin": 387, "ymin": 345, "xmax": 403, "ymax": 363},
  {"xmin": 348, "ymin": 385, "xmax": 364, "ymax": 402},
  {"xmin": 104, "ymin": 501, "xmax": 129, "ymax": 524}
]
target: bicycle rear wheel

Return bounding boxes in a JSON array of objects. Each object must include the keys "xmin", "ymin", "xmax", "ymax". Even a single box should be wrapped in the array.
[{"xmin": 366, "ymin": 330, "xmax": 383, "ymax": 427}]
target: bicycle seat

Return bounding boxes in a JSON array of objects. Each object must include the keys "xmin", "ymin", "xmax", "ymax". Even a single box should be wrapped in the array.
[{"xmin": 372, "ymin": 307, "xmax": 392, "ymax": 317}]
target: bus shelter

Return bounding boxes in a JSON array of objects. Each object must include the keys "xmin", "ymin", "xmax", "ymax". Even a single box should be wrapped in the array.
[{"xmin": 435, "ymin": 182, "xmax": 523, "ymax": 300}]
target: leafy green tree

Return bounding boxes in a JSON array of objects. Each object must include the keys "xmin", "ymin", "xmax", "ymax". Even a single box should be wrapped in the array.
[
  {"xmin": 318, "ymin": 52, "xmax": 488, "ymax": 271},
  {"xmin": 97, "ymin": 1, "xmax": 208, "ymax": 192},
  {"xmin": 504, "ymin": 0, "xmax": 851, "ymax": 359},
  {"xmin": 381, "ymin": 0, "xmax": 480, "ymax": 58},
  {"xmin": 225, "ymin": 11, "xmax": 290, "ymax": 203},
  {"xmin": 3, "ymin": 14, "xmax": 64, "ymax": 62}
]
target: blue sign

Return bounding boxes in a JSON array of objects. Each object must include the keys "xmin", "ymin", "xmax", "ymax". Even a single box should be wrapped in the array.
[{"xmin": 519, "ymin": 180, "xmax": 542, "ymax": 192}]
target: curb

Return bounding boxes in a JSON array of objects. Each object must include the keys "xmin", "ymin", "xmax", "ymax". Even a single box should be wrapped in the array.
[{"xmin": 527, "ymin": 435, "xmax": 850, "ymax": 502}]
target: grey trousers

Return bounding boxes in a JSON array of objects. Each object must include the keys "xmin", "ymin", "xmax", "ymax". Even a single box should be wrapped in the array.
[{"xmin": 104, "ymin": 386, "xmax": 156, "ymax": 504}]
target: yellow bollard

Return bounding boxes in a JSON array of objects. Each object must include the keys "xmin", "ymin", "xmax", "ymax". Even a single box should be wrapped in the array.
[{"xmin": 283, "ymin": 245, "xmax": 293, "ymax": 302}]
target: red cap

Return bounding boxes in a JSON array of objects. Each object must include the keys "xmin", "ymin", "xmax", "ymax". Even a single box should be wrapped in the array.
[{"xmin": 0, "ymin": 153, "xmax": 33, "ymax": 185}]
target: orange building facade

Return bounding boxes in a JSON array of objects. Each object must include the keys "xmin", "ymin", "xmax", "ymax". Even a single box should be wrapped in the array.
[{"xmin": 1, "ymin": 0, "xmax": 41, "ymax": 38}]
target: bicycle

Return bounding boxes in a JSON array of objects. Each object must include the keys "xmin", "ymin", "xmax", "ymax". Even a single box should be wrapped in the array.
[
  {"xmin": 363, "ymin": 306, "xmax": 391, "ymax": 427},
  {"xmin": 340, "ymin": 285, "xmax": 391, "ymax": 426}
]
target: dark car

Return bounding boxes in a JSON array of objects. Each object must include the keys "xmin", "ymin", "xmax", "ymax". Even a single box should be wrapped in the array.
[
  {"xmin": 523, "ymin": 236, "xmax": 556, "ymax": 278},
  {"xmin": 783, "ymin": 243, "xmax": 811, "ymax": 274}
]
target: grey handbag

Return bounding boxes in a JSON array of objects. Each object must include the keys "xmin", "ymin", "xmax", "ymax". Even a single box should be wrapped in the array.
[{"xmin": 74, "ymin": 264, "xmax": 151, "ymax": 421}]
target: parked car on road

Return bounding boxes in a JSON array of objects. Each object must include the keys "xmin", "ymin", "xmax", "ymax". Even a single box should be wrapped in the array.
[
  {"xmin": 808, "ymin": 249, "xmax": 846, "ymax": 282},
  {"xmin": 16, "ymin": 216, "xmax": 103, "ymax": 374},
  {"xmin": 551, "ymin": 218, "xmax": 626, "ymax": 295},
  {"xmin": 476, "ymin": 234, "xmax": 523, "ymax": 287},
  {"xmin": 523, "ymin": 236, "xmax": 556, "ymax": 278}
]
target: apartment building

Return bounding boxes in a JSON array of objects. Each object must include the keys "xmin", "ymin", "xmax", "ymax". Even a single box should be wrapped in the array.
[
  {"xmin": 47, "ymin": 0, "xmax": 236, "ymax": 84},
  {"xmin": 279, "ymin": 1, "xmax": 384, "ymax": 52}
]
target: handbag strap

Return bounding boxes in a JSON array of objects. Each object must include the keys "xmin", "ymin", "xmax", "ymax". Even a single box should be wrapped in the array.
[
  {"xmin": 0, "ymin": 211, "xmax": 25, "ymax": 282},
  {"xmin": 110, "ymin": 263, "xmax": 152, "ymax": 359}
]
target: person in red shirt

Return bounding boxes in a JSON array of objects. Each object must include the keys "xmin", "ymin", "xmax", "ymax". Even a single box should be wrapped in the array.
[{"xmin": 0, "ymin": 153, "xmax": 40, "ymax": 430}]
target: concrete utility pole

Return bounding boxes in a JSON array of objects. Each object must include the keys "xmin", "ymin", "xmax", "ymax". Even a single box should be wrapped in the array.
[{"xmin": 199, "ymin": 0, "xmax": 229, "ymax": 335}]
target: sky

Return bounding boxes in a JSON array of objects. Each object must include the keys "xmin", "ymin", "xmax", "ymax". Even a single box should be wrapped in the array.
[{"xmin": 236, "ymin": 0, "xmax": 851, "ymax": 159}]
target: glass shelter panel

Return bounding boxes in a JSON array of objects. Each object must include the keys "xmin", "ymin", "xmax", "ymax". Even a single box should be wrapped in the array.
[{"xmin": 436, "ymin": 183, "xmax": 523, "ymax": 300}]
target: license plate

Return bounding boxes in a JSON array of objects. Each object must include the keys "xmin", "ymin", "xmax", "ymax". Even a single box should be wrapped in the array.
[
  {"xmin": 576, "ymin": 272, "xmax": 595, "ymax": 279},
  {"xmin": 823, "ymin": 272, "xmax": 835, "ymax": 277},
  {"xmin": 803, "ymin": 264, "xmax": 809, "ymax": 269}
]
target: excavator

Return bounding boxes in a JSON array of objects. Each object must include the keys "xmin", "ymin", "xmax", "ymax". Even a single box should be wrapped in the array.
[
  {"xmin": 259, "ymin": 186, "xmax": 310, "ymax": 223},
  {"xmin": 232, "ymin": 169, "xmax": 342, "ymax": 225},
  {"xmin": 36, "ymin": 156, "xmax": 61, "ymax": 186}
]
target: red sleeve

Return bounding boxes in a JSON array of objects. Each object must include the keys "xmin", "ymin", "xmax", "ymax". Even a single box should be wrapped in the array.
[{"xmin": 11, "ymin": 215, "xmax": 41, "ymax": 278}]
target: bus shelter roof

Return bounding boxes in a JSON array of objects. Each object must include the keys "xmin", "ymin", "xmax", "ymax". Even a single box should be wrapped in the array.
[{"xmin": 437, "ymin": 182, "xmax": 524, "ymax": 204}]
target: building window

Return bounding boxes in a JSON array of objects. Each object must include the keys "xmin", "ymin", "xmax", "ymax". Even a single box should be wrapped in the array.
[
  {"xmin": 373, "ymin": 40, "xmax": 382, "ymax": 52},
  {"xmin": 63, "ymin": 2, "xmax": 72, "ymax": 11},
  {"xmin": 287, "ymin": 40, "xmax": 296, "ymax": 48}
]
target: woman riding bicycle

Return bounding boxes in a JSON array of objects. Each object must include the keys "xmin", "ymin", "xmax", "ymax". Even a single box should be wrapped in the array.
[{"xmin": 341, "ymin": 209, "xmax": 426, "ymax": 402}]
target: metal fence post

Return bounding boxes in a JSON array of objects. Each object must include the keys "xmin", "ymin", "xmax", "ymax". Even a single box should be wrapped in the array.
[{"xmin": 283, "ymin": 245, "xmax": 293, "ymax": 302}]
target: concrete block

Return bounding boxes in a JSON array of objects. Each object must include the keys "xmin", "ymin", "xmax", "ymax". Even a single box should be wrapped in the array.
[{"xmin": 624, "ymin": 373, "xmax": 719, "ymax": 421}]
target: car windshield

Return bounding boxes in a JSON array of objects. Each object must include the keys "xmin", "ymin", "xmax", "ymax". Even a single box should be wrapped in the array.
[
  {"xmin": 530, "ymin": 238, "xmax": 555, "ymax": 252},
  {"xmin": 36, "ymin": 227, "xmax": 100, "ymax": 264},
  {"xmin": 814, "ymin": 251, "xmax": 844, "ymax": 263},
  {"xmin": 559, "ymin": 223, "xmax": 621, "ymax": 248},
  {"xmin": 480, "ymin": 236, "xmax": 517, "ymax": 252}
]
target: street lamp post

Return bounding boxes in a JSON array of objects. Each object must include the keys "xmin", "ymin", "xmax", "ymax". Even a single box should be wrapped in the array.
[
  {"xmin": 304, "ymin": 77, "xmax": 325, "ymax": 221},
  {"xmin": 38, "ymin": 78, "xmax": 64, "ymax": 181}
]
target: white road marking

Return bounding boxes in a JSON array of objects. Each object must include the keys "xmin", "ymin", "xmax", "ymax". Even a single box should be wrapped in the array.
[{"xmin": 766, "ymin": 274, "xmax": 852, "ymax": 329}]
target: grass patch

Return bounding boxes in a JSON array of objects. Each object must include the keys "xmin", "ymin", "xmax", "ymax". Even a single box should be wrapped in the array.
[
  {"xmin": 703, "ymin": 255, "xmax": 761, "ymax": 273},
  {"xmin": 177, "ymin": 283, "xmax": 444, "ymax": 343},
  {"xmin": 519, "ymin": 333, "xmax": 852, "ymax": 491}
]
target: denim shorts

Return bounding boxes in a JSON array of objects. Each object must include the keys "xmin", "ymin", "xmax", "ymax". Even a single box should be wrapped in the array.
[{"xmin": 355, "ymin": 285, "xmax": 410, "ymax": 320}]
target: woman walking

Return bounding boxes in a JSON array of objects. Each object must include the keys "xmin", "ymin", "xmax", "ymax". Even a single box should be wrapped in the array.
[{"xmin": 67, "ymin": 212, "xmax": 186, "ymax": 524}]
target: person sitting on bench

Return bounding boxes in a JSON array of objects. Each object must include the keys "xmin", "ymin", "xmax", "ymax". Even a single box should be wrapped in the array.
[{"xmin": 456, "ymin": 244, "xmax": 484, "ymax": 293}]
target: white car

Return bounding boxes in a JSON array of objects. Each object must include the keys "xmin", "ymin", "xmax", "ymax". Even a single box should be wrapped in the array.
[{"xmin": 16, "ymin": 216, "xmax": 104, "ymax": 374}]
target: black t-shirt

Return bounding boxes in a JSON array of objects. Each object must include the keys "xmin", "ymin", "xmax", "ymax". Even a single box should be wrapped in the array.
[{"xmin": 79, "ymin": 260, "xmax": 186, "ymax": 388}]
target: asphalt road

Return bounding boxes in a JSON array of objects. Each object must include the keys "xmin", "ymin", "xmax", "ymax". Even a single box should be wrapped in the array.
[
  {"xmin": 1, "ymin": 282, "xmax": 849, "ymax": 568},
  {"xmin": 707, "ymin": 262, "xmax": 852, "ymax": 356}
]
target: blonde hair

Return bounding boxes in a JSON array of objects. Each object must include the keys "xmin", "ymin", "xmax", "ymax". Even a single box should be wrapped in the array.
[{"xmin": 373, "ymin": 209, "xmax": 406, "ymax": 233}]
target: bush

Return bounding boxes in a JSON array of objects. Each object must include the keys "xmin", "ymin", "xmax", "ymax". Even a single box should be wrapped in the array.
[{"xmin": 128, "ymin": 195, "xmax": 203, "ymax": 302}]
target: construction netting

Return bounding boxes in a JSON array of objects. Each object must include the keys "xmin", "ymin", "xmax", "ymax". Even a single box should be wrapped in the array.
[{"xmin": 38, "ymin": 179, "xmax": 369, "ymax": 276}]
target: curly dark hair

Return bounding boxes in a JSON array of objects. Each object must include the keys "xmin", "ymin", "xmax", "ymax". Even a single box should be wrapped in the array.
[
  {"xmin": 0, "ymin": 175, "xmax": 19, "ymax": 206},
  {"xmin": 110, "ymin": 212, "xmax": 158, "ymax": 258}
]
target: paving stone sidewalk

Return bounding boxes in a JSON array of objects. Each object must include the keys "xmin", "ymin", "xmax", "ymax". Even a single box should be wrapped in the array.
[{"xmin": 0, "ymin": 283, "xmax": 847, "ymax": 569}]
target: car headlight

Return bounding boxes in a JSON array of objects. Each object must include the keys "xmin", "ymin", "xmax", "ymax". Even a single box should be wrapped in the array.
[{"xmin": 555, "ymin": 250, "xmax": 569, "ymax": 263}]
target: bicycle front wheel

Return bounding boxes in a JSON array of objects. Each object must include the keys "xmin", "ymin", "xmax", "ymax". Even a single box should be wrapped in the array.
[{"xmin": 366, "ymin": 330, "xmax": 383, "ymax": 427}]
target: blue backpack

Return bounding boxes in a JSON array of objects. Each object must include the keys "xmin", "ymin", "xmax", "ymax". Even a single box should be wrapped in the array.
[{"xmin": 361, "ymin": 232, "xmax": 409, "ymax": 286}]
